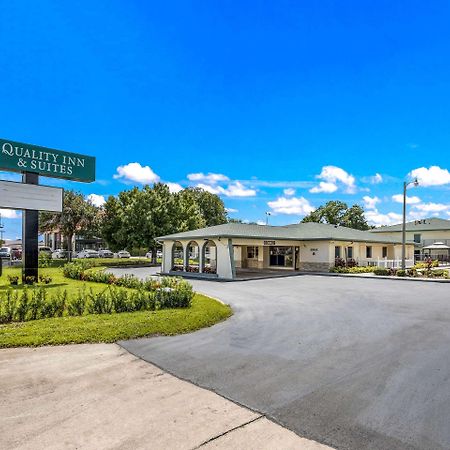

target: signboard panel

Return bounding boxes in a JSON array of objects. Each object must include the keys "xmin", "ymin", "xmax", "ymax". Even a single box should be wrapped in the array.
[
  {"xmin": 0, "ymin": 138, "xmax": 95, "ymax": 182},
  {"xmin": 0, "ymin": 180, "xmax": 63, "ymax": 212}
]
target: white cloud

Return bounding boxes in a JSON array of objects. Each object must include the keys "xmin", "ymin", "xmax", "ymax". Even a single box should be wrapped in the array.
[
  {"xmin": 310, "ymin": 181, "xmax": 338, "ymax": 194},
  {"xmin": 225, "ymin": 207, "xmax": 238, "ymax": 213},
  {"xmin": 370, "ymin": 173, "xmax": 383, "ymax": 184},
  {"xmin": 196, "ymin": 181, "xmax": 256, "ymax": 197},
  {"xmin": 256, "ymin": 220, "xmax": 266, "ymax": 225},
  {"xmin": 392, "ymin": 194, "xmax": 421, "ymax": 204},
  {"xmin": 166, "ymin": 182, "xmax": 183, "ymax": 193},
  {"xmin": 267, "ymin": 196, "xmax": 315, "ymax": 215},
  {"xmin": 366, "ymin": 210, "xmax": 403, "ymax": 226},
  {"xmin": 363, "ymin": 195, "xmax": 380, "ymax": 210},
  {"xmin": 226, "ymin": 181, "xmax": 256, "ymax": 197},
  {"xmin": 310, "ymin": 165, "xmax": 356, "ymax": 194},
  {"xmin": 195, "ymin": 183, "xmax": 223, "ymax": 195},
  {"xmin": 87, "ymin": 194, "xmax": 106, "ymax": 207},
  {"xmin": 0, "ymin": 209, "xmax": 21, "ymax": 219},
  {"xmin": 412, "ymin": 202, "xmax": 450, "ymax": 213},
  {"xmin": 114, "ymin": 162, "xmax": 160, "ymax": 185},
  {"xmin": 187, "ymin": 172, "xmax": 229, "ymax": 184},
  {"xmin": 283, "ymin": 188, "xmax": 296, "ymax": 196},
  {"xmin": 409, "ymin": 166, "xmax": 450, "ymax": 187}
]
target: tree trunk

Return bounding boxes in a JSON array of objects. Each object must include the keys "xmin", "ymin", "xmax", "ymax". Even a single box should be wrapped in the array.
[
  {"xmin": 151, "ymin": 245, "xmax": 157, "ymax": 265},
  {"xmin": 67, "ymin": 233, "xmax": 74, "ymax": 262}
]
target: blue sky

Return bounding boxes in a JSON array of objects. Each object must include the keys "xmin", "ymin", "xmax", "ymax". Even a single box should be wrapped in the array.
[{"xmin": 1, "ymin": 1, "xmax": 450, "ymax": 239}]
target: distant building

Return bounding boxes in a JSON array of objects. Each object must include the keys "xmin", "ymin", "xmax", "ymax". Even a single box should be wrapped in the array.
[
  {"xmin": 371, "ymin": 218, "xmax": 450, "ymax": 261},
  {"xmin": 43, "ymin": 231, "xmax": 104, "ymax": 252}
]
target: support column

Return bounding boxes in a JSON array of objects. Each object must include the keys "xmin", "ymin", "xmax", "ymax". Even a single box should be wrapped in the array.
[
  {"xmin": 22, "ymin": 172, "xmax": 39, "ymax": 283},
  {"xmin": 183, "ymin": 243, "xmax": 189, "ymax": 271},
  {"xmin": 228, "ymin": 239, "xmax": 236, "ymax": 279},
  {"xmin": 199, "ymin": 242, "xmax": 205, "ymax": 273}
]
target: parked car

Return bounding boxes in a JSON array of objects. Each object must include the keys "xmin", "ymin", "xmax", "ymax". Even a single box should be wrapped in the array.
[
  {"xmin": 39, "ymin": 246, "xmax": 53, "ymax": 256},
  {"xmin": 145, "ymin": 250, "xmax": 162, "ymax": 259},
  {"xmin": 0, "ymin": 247, "xmax": 11, "ymax": 259},
  {"xmin": 77, "ymin": 249, "xmax": 100, "ymax": 259},
  {"xmin": 117, "ymin": 250, "xmax": 131, "ymax": 259},
  {"xmin": 52, "ymin": 249, "xmax": 68, "ymax": 259},
  {"xmin": 98, "ymin": 249, "xmax": 114, "ymax": 258},
  {"xmin": 10, "ymin": 247, "xmax": 22, "ymax": 260}
]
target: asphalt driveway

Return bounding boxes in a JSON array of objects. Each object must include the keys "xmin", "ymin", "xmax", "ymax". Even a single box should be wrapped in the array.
[{"xmin": 118, "ymin": 270, "xmax": 450, "ymax": 450}]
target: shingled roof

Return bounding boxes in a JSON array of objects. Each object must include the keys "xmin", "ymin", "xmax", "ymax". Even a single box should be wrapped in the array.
[{"xmin": 158, "ymin": 222, "xmax": 405, "ymax": 244}]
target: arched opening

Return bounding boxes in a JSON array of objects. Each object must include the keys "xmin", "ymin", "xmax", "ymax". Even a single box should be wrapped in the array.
[
  {"xmin": 171, "ymin": 241, "xmax": 184, "ymax": 271},
  {"xmin": 187, "ymin": 241, "xmax": 200, "ymax": 273},
  {"xmin": 202, "ymin": 240, "xmax": 217, "ymax": 274}
]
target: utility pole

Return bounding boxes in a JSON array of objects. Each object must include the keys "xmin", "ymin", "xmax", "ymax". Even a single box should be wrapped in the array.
[
  {"xmin": 401, "ymin": 178, "xmax": 419, "ymax": 270},
  {"xmin": 265, "ymin": 211, "xmax": 271, "ymax": 225}
]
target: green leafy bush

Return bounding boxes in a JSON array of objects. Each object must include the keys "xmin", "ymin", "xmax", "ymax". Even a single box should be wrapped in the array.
[
  {"xmin": 67, "ymin": 288, "xmax": 87, "ymax": 316},
  {"xmin": 329, "ymin": 266, "xmax": 376, "ymax": 274},
  {"xmin": 396, "ymin": 269, "xmax": 406, "ymax": 277},
  {"xmin": 374, "ymin": 268, "xmax": 390, "ymax": 276}
]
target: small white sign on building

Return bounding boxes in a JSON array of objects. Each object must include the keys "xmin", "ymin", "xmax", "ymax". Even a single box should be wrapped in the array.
[{"xmin": 0, "ymin": 180, "xmax": 63, "ymax": 212}]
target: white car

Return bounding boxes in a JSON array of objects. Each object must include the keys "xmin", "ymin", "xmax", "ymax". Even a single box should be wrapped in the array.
[
  {"xmin": 52, "ymin": 249, "xmax": 68, "ymax": 259},
  {"xmin": 117, "ymin": 250, "xmax": 131, "ymax": 259},
  {"xmin": 145, "ymin": 250, "xmax": 162, "ymax": 259},
  {"xmin": 77, "ymin": 249, "xmax": 100, "ymax": 259},
  {"xmin": 98, "ymin": 249, "xmax": 114, "ymax": 258}
]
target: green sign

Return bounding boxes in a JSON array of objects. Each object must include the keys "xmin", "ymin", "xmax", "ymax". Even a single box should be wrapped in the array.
[{"xmin": 0, "ymin": 138, "xmax": 95, "ymax": 183}]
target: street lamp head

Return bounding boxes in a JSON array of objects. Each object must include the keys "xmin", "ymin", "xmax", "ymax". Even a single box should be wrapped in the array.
[{"xmin": 413, "ymin": 178, "xmax": 419, "ymax": 187}]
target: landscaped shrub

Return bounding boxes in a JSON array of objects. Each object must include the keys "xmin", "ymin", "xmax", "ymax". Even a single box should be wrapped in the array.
[
  {"xmin": 7, "ymin": 275, "xmax": 19, "ymax": 285},
  {"xmin": 329, "ymin": 266, "xmax": 376, "ymax": 274},
  {"xmin": 374, "ymin": 268, "xmax": 390, "ymax": 276},
  {"xmin": 0, "ymin": 290, "xmax": 16, "ymax": 323},
  {"xmin": 87, "ymin": 289, "xmax": 112, "ymax": 315},
  {"xmin": 0, "ymin": 264, "xmax": 195, "ymax": 324},
  {"xmin": 396, "ymin": 269, "xmax": 406, "ymax": 277},
  {"xmin": 67, "ymin": 288, "xmax": 87, "ymax": 316}
]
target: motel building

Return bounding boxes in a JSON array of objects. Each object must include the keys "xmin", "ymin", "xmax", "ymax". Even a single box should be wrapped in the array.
[{"xmin": 158, "ymin": 222, "xmax": 415, "ymax": 280}]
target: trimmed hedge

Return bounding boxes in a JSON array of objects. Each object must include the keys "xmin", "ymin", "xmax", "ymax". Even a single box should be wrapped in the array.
[
  {"xmin": 330, "ymin": 266, "xmax": 377, "ymax": 274},
  {"xmin": 0, "ymin": 282, "xmax": 194, "ymax": 324}
]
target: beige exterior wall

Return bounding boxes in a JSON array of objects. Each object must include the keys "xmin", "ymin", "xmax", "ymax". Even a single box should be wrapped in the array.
[{"xmin": 161, "ymin": 237, "xmax": 414, "ymax": 278}]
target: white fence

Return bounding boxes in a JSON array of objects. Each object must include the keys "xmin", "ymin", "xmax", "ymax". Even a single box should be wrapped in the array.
[{"xmin": 358, "ymin": 259, "xmax": 415, "ymax": 269}]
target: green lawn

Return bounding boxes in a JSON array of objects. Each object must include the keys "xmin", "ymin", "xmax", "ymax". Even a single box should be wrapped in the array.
[{"xmin": 0, "ymin": 267, "xmax": 232, "ymax": 347}]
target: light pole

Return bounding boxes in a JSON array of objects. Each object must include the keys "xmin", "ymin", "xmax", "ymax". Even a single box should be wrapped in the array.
[
  {"xmin": 265, "ymin": 212, "xmax": 271, "ymax": 225},
  {"xmin": 401, "ymin": 178, "xmax": 419, "ymax": 269}
]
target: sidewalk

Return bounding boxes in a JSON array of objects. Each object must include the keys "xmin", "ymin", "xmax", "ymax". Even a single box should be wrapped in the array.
[{"xmin": 0, "ymin": 344, "xmax": 331, "ymax": 450}]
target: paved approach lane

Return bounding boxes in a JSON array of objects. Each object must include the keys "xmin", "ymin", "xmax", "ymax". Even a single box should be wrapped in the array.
[{"xmin": 117, "ymin": 270, "xmax": 450, "ymax": 450}]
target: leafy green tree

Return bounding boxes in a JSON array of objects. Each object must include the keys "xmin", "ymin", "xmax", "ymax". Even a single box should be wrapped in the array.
[
  {"xmin": 302, "ymin": 200, "xmax": 369, "ymax": 230},
  {"xmin": 182, "ymin": 188, "xmax": 228, "ymax": 226},
  {"xmin": 39, "ymin": 190, "xmax": 98, "ymax": 260},
  {"xmin": 100, "ymin": 184, "xmax": 228, "ymax": 259}
]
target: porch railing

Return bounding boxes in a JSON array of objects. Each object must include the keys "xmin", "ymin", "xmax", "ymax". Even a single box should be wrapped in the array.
[{"xmin": 357, "ymin": 258, "xmax": 415, "ymax": 268}]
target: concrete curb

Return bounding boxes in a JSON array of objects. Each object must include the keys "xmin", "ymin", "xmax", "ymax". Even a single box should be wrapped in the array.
[{"xmin": 301, "ymin": 271, "xmax": 450, "ymax": 283}]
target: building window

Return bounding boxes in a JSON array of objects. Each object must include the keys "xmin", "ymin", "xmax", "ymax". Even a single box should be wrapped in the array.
[
  {"xmin": 269, "ymin": 246, "xmax": 293, "ymax": 267},
  {"xmin": 382, "ymin": 246, "xmax": 388, "ymax": 258},
  {"xmin": 414, "ymin": 234, "xmax": 421, "ymax": 243},
  {"xmin": 247, "ymin": 246, "xmax": 259, "ymax": 259},
  {"xmin": 366, "ymin": 246, "xmax": 372, "ymax": 258},
  {"xmin": 335, "ymin": 246, "xmax": 341, "ymax": 258},
  {"xmin": 347, "ymin": 246, "xmax": 353, "ymax": 259}
]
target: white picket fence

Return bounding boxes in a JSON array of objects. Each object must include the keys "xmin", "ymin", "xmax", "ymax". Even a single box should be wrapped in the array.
[{"xmin": 358, "ymin": 258, "xmax": 414, "ymax": 269}]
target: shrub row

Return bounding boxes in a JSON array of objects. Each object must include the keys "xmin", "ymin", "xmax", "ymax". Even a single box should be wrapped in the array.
[
  {"xmin": 330, "ymin": 266, "xmax": 376, "ymax": 274},
  {"xmin": 63, "ymin": 261, "xmax": 181, "ymax": 291},
  {"xmin": 0, "ymin": 283, "xmax": 194, "ymax": 324},
  {"xmin": 373, "ymin": 267, "xmax": 449, "ymax": 278}
]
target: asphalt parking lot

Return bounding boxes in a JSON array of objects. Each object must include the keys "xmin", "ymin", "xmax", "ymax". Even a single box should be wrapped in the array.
[{"xmin": 116, "ymin": 270, "xmax": 450, "ymax": 450}]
